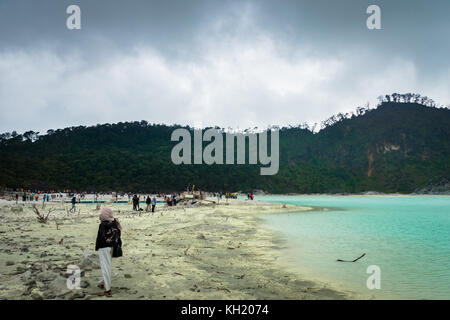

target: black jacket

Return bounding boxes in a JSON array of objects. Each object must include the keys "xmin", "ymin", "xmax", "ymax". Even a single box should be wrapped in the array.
[{"xmin": 95, "ymin": 219, "xmax": 121, "ymax": 251}]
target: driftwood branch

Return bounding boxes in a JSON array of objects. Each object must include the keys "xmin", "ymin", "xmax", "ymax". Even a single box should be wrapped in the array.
[
  {"xmin": 337, "ymin": 253, "xmax": 366, "ymax": 262},
  {"xmin": 184, "ymin": 244, "xmax": 191, "ymax": 256}
]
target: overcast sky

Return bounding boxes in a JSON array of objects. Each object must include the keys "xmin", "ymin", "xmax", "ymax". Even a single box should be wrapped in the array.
[{"xmin": 0, "ymin": 0, "xmax": 449, "ymax": 134}]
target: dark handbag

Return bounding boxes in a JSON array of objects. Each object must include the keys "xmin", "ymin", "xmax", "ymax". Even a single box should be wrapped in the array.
[
  {"xmin": 112, "ymin": 242, "xmax": 122, "ymax": 258},
  {"xmin": 112, "ymin": 220, "xmax": 123, "ymax": 258}
]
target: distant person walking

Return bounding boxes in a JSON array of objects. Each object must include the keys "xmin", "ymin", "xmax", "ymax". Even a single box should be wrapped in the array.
[
  {"xmin": 95, "ymin": 207, "xmax": 122, "ymax": 297},
  {"xmin": 145, "ymin": 196, "xmax": 151, "ymax": 212},
  {"xmin": 15, "ymin": 193, "xmax": 18, "ymax": 204},
  {"xmin": 70, "ymin": 196, "xmax": 76, "ymax": 213},
  {"xmin": 132, "ymin": 195, "xmax": 139, "ymax": 211},
  {"xmin": 173, "ymin": 194, "xmax": 177, "ymax": 206},
  {"xmin": 151, "ymin": 196, "xmax": 156, "ymax": 213}
]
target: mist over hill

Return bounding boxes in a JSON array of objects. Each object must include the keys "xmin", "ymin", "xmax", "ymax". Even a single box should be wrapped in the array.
[{"xmin": 1, "ymin": 100, "xmax": 449, "ymax": 194}]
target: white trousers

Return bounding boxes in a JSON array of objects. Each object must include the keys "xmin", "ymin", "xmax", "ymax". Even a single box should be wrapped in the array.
[{"xmin": 98, "ymin": 247, "xmax": 112, "ymax": 291}]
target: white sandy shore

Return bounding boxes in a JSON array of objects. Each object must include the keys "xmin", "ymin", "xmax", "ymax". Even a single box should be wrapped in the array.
[{"xmin": 0, "ymin": 198, "xmax": 351, "ymax": 300}]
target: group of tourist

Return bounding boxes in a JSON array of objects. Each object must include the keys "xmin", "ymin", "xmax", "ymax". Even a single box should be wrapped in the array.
[
  {"xmin": 165, "ymin": 194, "xmax": 178, "ymax": 206},
  {"xmin": 132, "ymin": 194, "xmax": 157, "ymax": 212},
  {"xmin": 15, "ymin": 192, "xmax": 66, "ymax": 203},
  {"xmin": 145, "ymin": 196, "xmax": 157, "ymax": 212}
]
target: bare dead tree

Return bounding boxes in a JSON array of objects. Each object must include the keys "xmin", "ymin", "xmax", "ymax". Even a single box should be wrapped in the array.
[{"xmin": 32, "ymin": 204, "xmax": 55, "ymax": 223}]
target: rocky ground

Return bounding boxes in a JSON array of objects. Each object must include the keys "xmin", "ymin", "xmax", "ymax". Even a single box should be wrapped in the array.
[
  {"xmin": 0, "ymin": 199, "xmax": 349, "ymax": 300},
  {"xmin": 413, "ymin": 178, "xmax": 450, "ymax": 195}
]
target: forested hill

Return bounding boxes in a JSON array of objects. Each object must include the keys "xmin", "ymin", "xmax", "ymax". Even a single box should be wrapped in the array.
[{"xmin": 1, "ymin": 101, "xmax": 449, "ymax": 194}]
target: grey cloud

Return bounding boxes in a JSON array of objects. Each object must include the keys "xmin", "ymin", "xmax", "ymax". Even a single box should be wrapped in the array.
[{"xmin": 0, "ymin": 0, "xmax": 449, "ymax": 133}]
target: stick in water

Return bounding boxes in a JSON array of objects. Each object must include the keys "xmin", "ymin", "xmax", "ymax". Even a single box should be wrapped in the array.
[{"xmin": 337, "ymin": 253, "xmax": 366, "ymax": 262}]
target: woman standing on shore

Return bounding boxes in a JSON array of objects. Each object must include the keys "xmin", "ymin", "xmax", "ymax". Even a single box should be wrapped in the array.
[
  {"xmin": 95, "ymin": 207, "xmax": 122, "ymax": 297},
  {"xmin": 145, "ymin": 196, "xmax": 151, "ymax": 211},
  {"xmin": 151, "ymin": 196, "xmax": 156, "ymax": 213}
]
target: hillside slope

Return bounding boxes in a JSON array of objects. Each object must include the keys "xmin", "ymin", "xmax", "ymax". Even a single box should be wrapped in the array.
[{"xmin": 1, "ymin": 102, "xmax": 449, "ymax": 193}]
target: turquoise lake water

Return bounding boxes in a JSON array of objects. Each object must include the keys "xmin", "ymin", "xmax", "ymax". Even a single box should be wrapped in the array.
[{"xmin": 256, "ymin": 195, "xmax": 450, "ymax": 299}]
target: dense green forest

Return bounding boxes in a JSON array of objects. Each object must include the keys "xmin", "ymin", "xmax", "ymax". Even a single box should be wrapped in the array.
[{"xmin": 1, "ymin": 97, "xmax": 449, "ymax": 194}]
